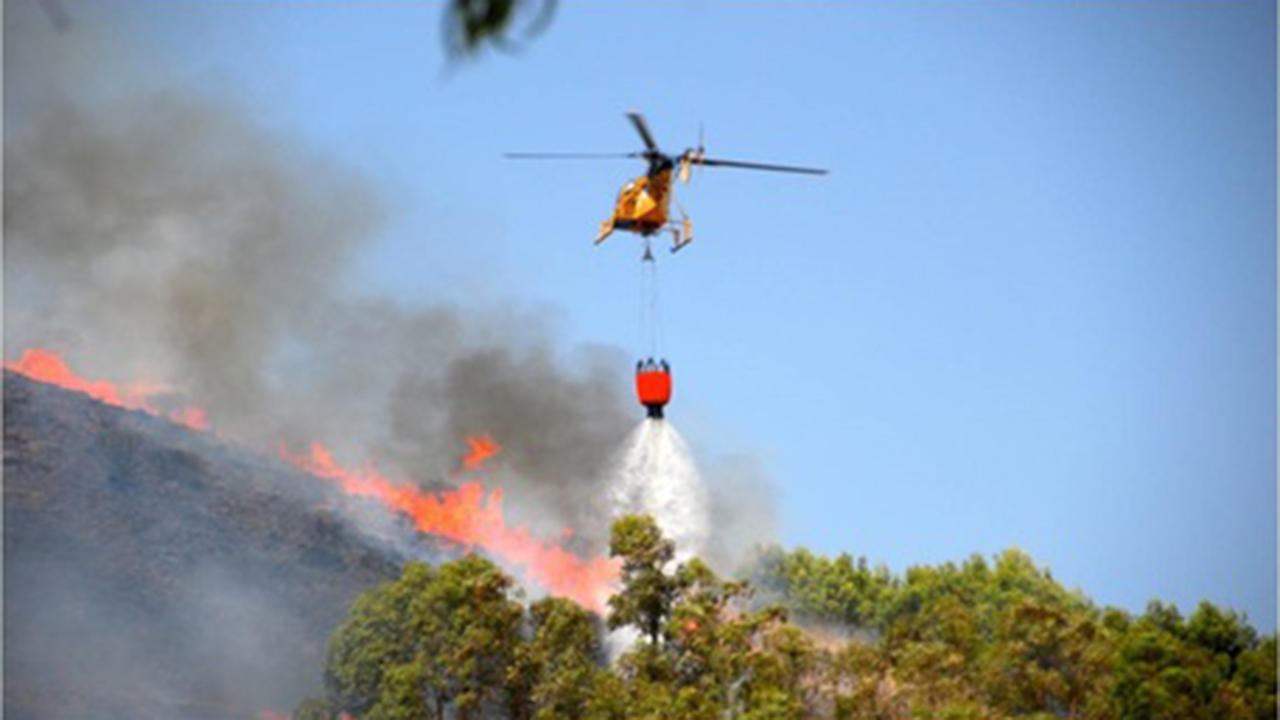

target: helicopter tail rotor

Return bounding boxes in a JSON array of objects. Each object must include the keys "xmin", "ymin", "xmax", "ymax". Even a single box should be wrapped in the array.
[{"xmin": 678, "ymin": 124, "xmax": 706, "ymax": 184}]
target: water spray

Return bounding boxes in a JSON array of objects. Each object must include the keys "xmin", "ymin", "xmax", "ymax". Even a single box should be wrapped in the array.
[{"xmin": 607, "ymin": 418, "xmax": 709, "ymax": 563}]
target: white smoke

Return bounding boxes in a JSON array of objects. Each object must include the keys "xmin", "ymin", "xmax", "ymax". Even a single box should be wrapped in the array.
[{"xmin": 606, "ymin": 419, "xmax": 710, "ymax": 562}]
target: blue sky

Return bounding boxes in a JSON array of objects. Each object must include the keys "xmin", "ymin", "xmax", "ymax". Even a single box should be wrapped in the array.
[{"xmin": 105, "ymin": 1, "xmax": 1274, "ymax": 628}]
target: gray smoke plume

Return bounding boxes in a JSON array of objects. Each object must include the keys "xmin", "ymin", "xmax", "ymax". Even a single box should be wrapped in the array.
[
  {"xmin": 6, "ymin": 0, "xmax": 775, "ymax": 586},
  {"xmin": 3, "ymin": 0, "xmax": 655, "ymax": 545}
]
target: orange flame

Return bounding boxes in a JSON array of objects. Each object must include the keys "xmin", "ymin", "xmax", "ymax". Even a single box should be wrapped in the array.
[
  {"xmin": 462, "ymin": 434, "xmax": 502, "ymax": 470},
  {"xmin": 280, "ymin": 443, "xmax": 619, "ymax": 612},
  {"xmin": 8, "ymin": 348, "xmax": 617, "ymax": 612},
  {"xmin": 5, "ymin": 349, "xmax": 208, "ymax": 430}
]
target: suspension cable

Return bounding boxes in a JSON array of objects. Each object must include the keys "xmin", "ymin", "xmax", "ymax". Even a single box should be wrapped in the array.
[{"xmin": 638, "ymin": 239, "xmax": 663, "ymax": 361}]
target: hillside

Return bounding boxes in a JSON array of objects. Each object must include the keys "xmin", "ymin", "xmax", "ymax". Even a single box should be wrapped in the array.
[
  {"xmin": 7, "ymin": 369, "xmax": 1276, "ymax": 720},
  {"xmin": 3, "ymin": 372, "xmax": 405, "ymax": 720}
]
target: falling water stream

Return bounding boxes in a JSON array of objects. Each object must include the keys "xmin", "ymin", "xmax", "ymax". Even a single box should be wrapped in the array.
[{"xmin": 606, "ymin": 418, "xmax": 709, "ymax": 563}]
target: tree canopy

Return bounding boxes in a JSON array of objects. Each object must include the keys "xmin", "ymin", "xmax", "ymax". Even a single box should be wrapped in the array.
[{"xmin": 307, "ymin": 517, "xmax": 1276, "ymax": 720}]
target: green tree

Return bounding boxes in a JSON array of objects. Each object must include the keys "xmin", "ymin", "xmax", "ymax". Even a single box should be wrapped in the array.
[
  {"xmin": 1141, "ymin": 601, "xmax": 1186, "ymax": 638},
  {"xmin": 583, "ymin": 670, "xmax": 631, "ymax": 720},
  {"xmin": 1109, "ymin": 623, "xmax": 1212, "ymax": 720},
  {"xmin": 740, "ymin": 624, "xmax": 817, "ymax": 720},
  {"xmin": 751, "ymin": 545, "xmax": 897, "ymax": 629},
  {"xmin": 828, "ymin": 639, "xmax": 892, "ymax": 720},
  {"xmin": 609, "ymin": 516, "xmax": 822, "ymax": 719},
  {"xmin": 317, "ymin": 520, "xmax": 1276, "ymax": 720},
  {"xmin": 418, "ymin": 554, "xmax": 525, "ymax": 719},
  {"xmin": 324, "ymin": 562, "xmax": 439, "ymax": 717},
  {"xmin": 1235, "ymin": 635, "xmax": 1277, "ymax": 720},
  {"xmin": 666, "ymin": 559, "xmax": 759, "ymax": 719},
  {"xmin": 1186, "ymin": 601, "xmax": 1257, "ymax": 674},
  {"xmin": 523, "ymin": 596, "xmax": 604, "ymax": 720},
  {"xmin": 981, "ymin": 599, "xmax": 1115, "ymax": 719},
  {"xmin": 608, "ymin": 515, "xmax": 679, "ymax": 648},
  {"xmin": 324, "ymin": 555, "xmax": 525, "ymax": 720}
]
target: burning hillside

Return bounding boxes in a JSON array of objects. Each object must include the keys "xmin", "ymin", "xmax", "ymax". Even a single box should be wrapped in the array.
[
  {"xmin": 4, "ymin": 370, "xmax": 402, "ymax": 720},
  {"xmin": 3, "ymin": 350, "xmax": 629, "ymax": 720},
  {"xmin": 1, "ymin": 347, "xmax": 627, "ymax": 720},
  {"xmin": 6, "ymin": 349, "xmax": 623, "ymax": 608}
]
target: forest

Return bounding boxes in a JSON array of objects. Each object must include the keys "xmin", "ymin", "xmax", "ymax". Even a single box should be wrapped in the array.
[{"xmin": 296, "ymin": 515, "xmax": 1276, "ymax": 720}]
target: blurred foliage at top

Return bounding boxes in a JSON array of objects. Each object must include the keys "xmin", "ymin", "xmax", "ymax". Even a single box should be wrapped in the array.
[
  {"xmin": 305, "ymin": 517, "xmax": 1277, "ymax": 720},
  {"xmin": 445, "ymin": 0, "xmax": 556, "ymax": 58}
]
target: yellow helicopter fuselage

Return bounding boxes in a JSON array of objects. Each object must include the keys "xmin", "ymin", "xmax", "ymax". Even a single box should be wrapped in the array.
[
  {"xmin": 596, "ymin": 166, "xmax": 691, "ymax": 251},
  {"xmin": 612, "ymin": 168, "xmax": 674, "ymax": 234}
]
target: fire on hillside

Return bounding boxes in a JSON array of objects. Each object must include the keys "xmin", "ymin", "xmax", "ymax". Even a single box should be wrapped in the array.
[{"xmin": 5, "ymin": 348, "xmax": 620, "ymax": 611}]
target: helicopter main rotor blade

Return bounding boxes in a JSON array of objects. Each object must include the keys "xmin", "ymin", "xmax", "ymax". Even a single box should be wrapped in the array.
[
  {"xmin": 695, "ymin": 157, "xmax": 828, "ymax": 175},
  {"xmin": 626, "ymin": 112, "xmax": 660, "ymax": 154},
  {"xmin": 504, "ymin": 152, "xmax": 643, "ymax": 159}
]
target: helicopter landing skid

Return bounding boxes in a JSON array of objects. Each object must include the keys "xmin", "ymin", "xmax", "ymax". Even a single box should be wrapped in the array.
[
  {"xmin": 669, "ymin": 216, "xmax": 693, "ymax": 253},
  {"xmin": 594, "ymin": 219, "xmax": 615, "ymax": 245}
]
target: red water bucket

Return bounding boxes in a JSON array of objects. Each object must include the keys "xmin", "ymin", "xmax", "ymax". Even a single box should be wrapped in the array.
[{"xmin": 635, "ymin": 361, "xmax": 672, "ymax": 419}]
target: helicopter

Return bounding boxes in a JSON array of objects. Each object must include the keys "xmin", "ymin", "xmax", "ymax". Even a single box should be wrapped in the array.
[{"xmin": 506, "ymin": 112, "xmax": 826, "ymax": 253}]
